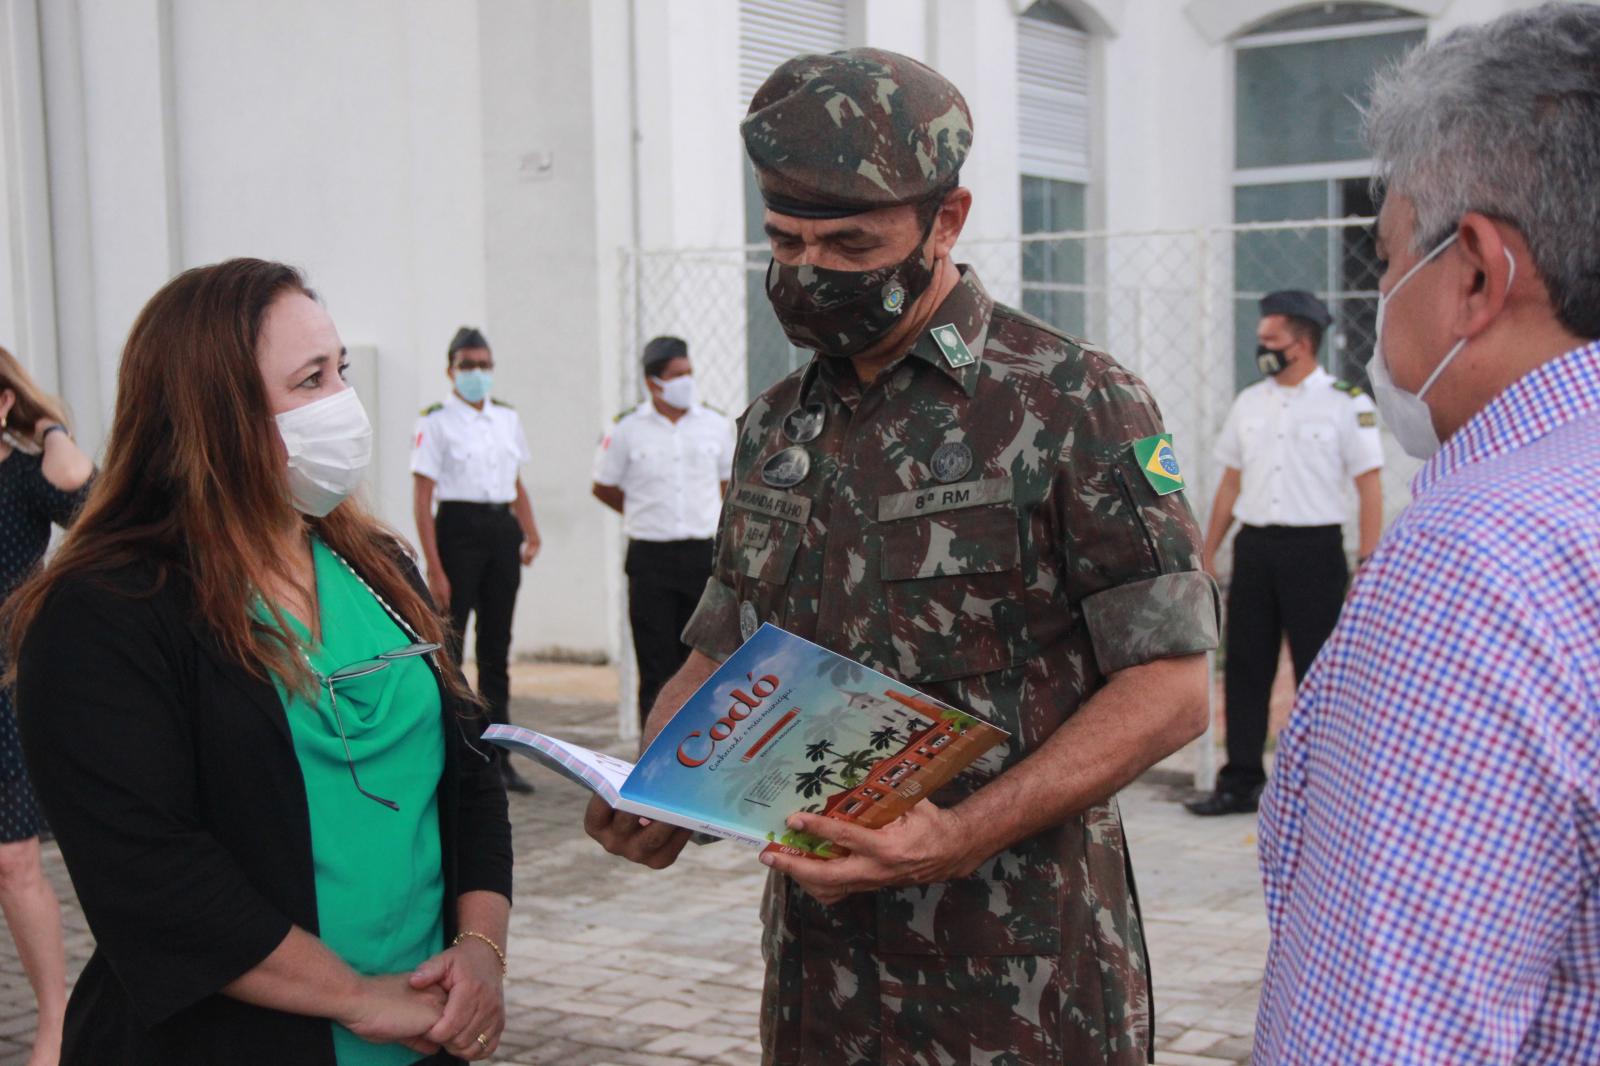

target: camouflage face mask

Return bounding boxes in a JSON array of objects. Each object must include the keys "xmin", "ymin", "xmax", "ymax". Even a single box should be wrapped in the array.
[{"xmin": 764, "ymin": 231, "xmax": 936, "ymax": 357}]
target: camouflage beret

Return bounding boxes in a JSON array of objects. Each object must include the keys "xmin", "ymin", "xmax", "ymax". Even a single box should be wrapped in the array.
[{"xmin": 741, "ymin": 48, "xmax": 972, "ymax": 219}]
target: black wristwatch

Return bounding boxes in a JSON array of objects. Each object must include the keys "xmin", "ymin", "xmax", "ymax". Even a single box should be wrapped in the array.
[{"xmin": 39, "ymin": 424, "xmax": 68, "ymax": 442}]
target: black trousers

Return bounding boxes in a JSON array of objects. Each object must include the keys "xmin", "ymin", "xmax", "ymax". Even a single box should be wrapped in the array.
[
  {"xmin": 436, "ymin": 502, "xmax": 522, "ymax": 737},
  {"xmin": 1218, "ymin": 524, "xmax": 1348, "ymax": 795},
  {"xmin": 626, "ymin": 538, "xmax": 714, "ymax": 726}
]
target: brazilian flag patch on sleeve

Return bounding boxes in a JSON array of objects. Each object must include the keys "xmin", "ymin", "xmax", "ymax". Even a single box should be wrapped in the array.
[{"xmin": 1132, "ymin": 434, "xmax": 1185, "ymax": 496}]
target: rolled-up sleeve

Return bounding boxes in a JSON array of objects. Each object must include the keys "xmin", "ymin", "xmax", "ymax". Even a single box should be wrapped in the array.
[
  {"xmin": 681, "ymin": 575, "xmax": 741, "ymax": 661},
  {"xmin": 1058, "ymin": 364, "xmax": 1220, "ymax": 675},
  {"xmin": 16, "ymin": 581, "xmax": 294, "ymax": 1027}
]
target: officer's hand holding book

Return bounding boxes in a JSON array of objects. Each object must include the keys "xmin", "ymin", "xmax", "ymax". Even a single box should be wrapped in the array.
[{"xmin": 757, "ymin": 799, "xmax": 983, "ymax": 905}]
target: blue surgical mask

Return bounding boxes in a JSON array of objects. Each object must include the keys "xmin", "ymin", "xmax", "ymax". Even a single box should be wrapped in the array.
[
  {"xmin": 1368, "ymin": 233, "xmax": 1516, "ymax": 460},
  {"xmin": 455, "ymin": 368, "xmax": 493, "ymax": 404}
]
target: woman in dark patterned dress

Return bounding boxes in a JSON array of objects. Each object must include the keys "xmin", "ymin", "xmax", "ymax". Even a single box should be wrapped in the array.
[{"xmin": 0, "ymin": 347, "xmax": 92, "ymax": 1066}]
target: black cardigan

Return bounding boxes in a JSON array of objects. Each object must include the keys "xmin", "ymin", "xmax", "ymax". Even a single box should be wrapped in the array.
[{"xmin": 15, "ymin": 555, "xmax": 513, "ymax": 1065}]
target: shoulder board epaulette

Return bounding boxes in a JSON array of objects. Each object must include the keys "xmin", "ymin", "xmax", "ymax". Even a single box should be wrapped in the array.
[
  {"xmin": 701, "ymin": 403, "xmax": 725, "ymax": 416},
  {"xmin": 419, "ymin": 402, "xmax": 443, "ymax": 416},
  {"xmin": 1332, "ymin": 379, "xmax": 1365, "ymax": 398},
  {"xmin": 612, "ymin": 408, "xmax": 632, "ymax": 423},
  {"xmin": 491, "ymin": 398, "xmax": 514, "ymax": 409}
]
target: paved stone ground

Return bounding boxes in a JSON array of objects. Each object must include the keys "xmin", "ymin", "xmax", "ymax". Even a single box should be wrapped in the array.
[{"xmin": 0, "ymin": 666, "xmax": 1266, "ymax": 1065}]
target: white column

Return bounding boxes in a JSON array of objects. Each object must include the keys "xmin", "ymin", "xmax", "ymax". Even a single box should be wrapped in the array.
[
  {"xmin": 76, "ymin": 0, "xmax": 183, "ymax": 430},
  {"xmin": 0, "ymin": 0, "xmax": 58, "ymax": 390},
  {"xmin": 480, "ymin": 0, "xmax": 637, "ymax": 657}
]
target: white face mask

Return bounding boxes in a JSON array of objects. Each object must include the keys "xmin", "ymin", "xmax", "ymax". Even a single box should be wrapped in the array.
[
  {"xmin": 653, "ymin": 374, "xmax": 697, "ymax": 410},
  {"xmin": 274, "ymin": 387, "xmax": 373, "ymax": 517},
  {"xmin": 1368, "ymin": 232, "xmax": 1516, "ymax": 460}
]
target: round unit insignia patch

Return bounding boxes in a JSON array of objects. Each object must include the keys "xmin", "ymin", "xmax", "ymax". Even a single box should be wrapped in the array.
[
  {"xmin": 782, "ymin": 403, "xmax": 826, "ymax": 444},
  {"xmin": 881, "ymin": 280, "xmax": 906, "ymax": 314},
  {"xmin": 761, "ymin": 446, "xmax": 811, "ymax": 489},
  {"xmin": 739, "ymin": 601, "xmax": 759, "ymax": 642},
  {"xmin": 929, "ymin": 441, "xmax": 974, "ymax": 484}
]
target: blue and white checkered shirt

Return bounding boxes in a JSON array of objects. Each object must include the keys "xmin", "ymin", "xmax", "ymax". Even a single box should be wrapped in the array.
[{"xmin": 1256, "ymin": 340, "xmax": 1600, "ymax": 1065}]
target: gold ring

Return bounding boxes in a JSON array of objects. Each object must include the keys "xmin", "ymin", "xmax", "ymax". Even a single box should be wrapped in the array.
[{"xmin": 476, "ymin": 1032, "xmax": 489, "ymax": 1050}]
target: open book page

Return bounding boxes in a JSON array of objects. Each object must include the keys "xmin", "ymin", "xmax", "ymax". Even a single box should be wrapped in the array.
[{"xmin": 481, "ymin": 725, "xmax": 631, "ymax": 806}]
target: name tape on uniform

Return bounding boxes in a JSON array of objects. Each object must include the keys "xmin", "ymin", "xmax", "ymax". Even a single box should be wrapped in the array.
[
  {"xmin": 878, "ymin": 477, "xmax": 1013, "ymax": 522},
  {"xmin": 730, "ymin": 483, "xmax": 812, "ymax": 525}
]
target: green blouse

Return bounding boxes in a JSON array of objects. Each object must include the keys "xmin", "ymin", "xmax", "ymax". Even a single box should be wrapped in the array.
[{"xmin": 263, "ymin": 538, "xmax": 446, "ymax": 1066}]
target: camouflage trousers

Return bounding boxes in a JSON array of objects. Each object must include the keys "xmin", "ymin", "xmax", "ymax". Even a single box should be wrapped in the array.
[{"xmin": 759, "ymin": 801, "xmax": 1151, "ymax": 1065}]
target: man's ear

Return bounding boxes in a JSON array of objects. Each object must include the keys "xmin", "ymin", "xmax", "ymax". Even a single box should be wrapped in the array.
[
  {"xmin": 931, "ymin": 187, "xmax": 973, "ymax": 259},
  {"xmin": 1453, "ymin": 212, "xmax": 1516, "ymax": 339}
]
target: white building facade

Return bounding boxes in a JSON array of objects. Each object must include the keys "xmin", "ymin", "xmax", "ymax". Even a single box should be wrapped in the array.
[{"xmin": 0, "ymin": 0, "xmax": 1558, "ymax": 661}]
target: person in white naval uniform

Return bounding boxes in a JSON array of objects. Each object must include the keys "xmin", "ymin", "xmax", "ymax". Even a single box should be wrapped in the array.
[
  {"xmin": 592, "ymin": 336, "xmax": 734, "ymax": 725},
  {"xmin": 412, "ymin": 326, "xmax": 541, "ymax": 793},
  {"xmin": 1187, "ymin": 290, "xmax": 1384, "ymax": 816}
]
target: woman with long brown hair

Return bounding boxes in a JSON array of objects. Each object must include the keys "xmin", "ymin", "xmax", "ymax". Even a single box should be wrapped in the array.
[
  {"xmin": 0, "ymin": 347, "xmax": 92, "ymax": 1066},
  {"xmin": 5, "ymin": 259, "xmax": 512, "ymax": 1065}
]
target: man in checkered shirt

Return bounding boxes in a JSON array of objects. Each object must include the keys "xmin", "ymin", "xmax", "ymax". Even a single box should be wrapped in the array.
[{"xmin": 1255, "ymin": 5, "xmax": 1600, "ymax": 1063}]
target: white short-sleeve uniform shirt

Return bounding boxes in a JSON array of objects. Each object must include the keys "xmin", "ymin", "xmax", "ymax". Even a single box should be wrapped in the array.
[
  {"xmin": 411, "ymin": 393, "xmax": 530, "ymax": 503},
  {"xmin": 592, "ymin": 402, "xmax": 735, "ymax": 541},
  {"xmin": 1213, "ymin": 366, "xmax": 1384, "ymax": 527}
]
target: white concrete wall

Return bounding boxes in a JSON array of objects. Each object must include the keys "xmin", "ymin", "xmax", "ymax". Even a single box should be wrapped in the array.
[{"xmin": 170, "ymin": 0, "xmax": 486, "ymax": 546}]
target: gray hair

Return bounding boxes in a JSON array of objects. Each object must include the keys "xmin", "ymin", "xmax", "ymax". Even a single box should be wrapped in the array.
[{"xmin": 1365, "ymin": 2, "xmax": 1600, "ymax": 338}]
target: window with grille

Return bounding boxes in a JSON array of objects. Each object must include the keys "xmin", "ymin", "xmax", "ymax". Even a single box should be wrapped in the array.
[
  {"xmin": 1018, "ymin": 2, "xmax": 1091, "ymax": 338},
  {"xmin": 1231, "ymin": 3, "xmax": 1426, "ymax": 389}
]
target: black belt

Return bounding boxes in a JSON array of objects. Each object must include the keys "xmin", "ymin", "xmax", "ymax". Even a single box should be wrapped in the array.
[
  {"xmin": 627, "ymin": 537, "xmax": 715, "ymax": 547},
  {"xmin": 438, "ymin": 500, "xmax": 512, "ymax": 513},
  {"xmin": 1241, "ymin": 523, "xmax": 1341, "ymax": 537}
]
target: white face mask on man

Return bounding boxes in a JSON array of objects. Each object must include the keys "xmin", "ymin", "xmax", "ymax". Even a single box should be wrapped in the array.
[
  {"xmin": 1368, "ymin": 232, "xmax": 1516, "ymax": 460},
  {"xmin": 653, "ymin": 374, "xmax": 697, "ymax": 411},
  {"xmin": 275, "ymin": 387, "xmax": 373, "ymax": 516}
]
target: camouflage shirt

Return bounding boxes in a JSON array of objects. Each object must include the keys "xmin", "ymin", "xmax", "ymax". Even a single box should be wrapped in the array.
[{"xmin": 683, "ymin": 267, "xmax": 1218, "ymax": 1065}]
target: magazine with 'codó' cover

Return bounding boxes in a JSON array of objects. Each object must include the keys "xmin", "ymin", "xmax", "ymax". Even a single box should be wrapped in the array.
[{"xmin": 482, "ymin": 624, "xmax": 1008, "ymax": 859}]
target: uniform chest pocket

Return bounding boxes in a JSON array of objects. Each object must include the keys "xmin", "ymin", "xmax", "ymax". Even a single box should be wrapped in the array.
[
  {"xmin": 720, "ymin": 504, "xmax": 803, "ymax": 584},
  {"xmin": 720, "ymin": 505, "xmax": 804, "ymax": 636},
  {"xmin": 1238, "ymin": 415, "xmax": 1269, "ymax": 449},
  {"xmin": 1296, "ymin": 419, "xmax": 1336, "ymax": 446},
  {"xmin": 879, "ymin": 504, "xmax": 1030, "ymax": 682}
]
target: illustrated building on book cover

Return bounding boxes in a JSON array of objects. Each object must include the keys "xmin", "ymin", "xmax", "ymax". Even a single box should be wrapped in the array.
[
  {"xmin": 486, "ymin": 624, "xmax": 1008, "ymax": 859},
  {"xmin": 814, "ymin": 690, "xmax": 979, "ymax": 828}
]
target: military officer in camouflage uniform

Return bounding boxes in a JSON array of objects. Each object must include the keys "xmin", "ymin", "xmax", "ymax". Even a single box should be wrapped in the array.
[{"xmin": 585, "ymin": 48, "xmax": 1219, "ymax": 1065}]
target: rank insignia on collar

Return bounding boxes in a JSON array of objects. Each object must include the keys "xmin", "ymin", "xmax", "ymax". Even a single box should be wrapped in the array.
[
  {"xmin": 931, "ymin": 323, "xmax": 976, "ymax": 369},
  {"xmin": 1132, "ymin": 434, "xmax": 1185, "ymax": 496}
]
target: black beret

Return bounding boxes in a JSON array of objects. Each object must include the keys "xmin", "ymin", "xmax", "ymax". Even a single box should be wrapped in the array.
[
  {"xmin": 448, "ymin": 326, "xmax": 490, "ymax": 354},
  {"xmin": 1259, "ymin": 290, "xmax": 1332, "ymax": 329},
  {"xmin": 642, "ymin": 335, "xmax": 688, "ymax": 375}
]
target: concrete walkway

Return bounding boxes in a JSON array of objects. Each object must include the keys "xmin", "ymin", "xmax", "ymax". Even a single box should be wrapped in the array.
[{"xmin": 0, "ymin": 665, "xmax": 1265, "ymax": 1065}]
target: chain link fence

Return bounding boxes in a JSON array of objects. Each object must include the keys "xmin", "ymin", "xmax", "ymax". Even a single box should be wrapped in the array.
[{"xmin": 615, "ymin": 219, "xmax": 1421, "ymax": 787}]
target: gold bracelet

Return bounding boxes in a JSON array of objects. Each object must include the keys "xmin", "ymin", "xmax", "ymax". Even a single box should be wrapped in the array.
[{"xmin": 452, "ymin": 930, "xmax": 507, "ymax": 974}]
